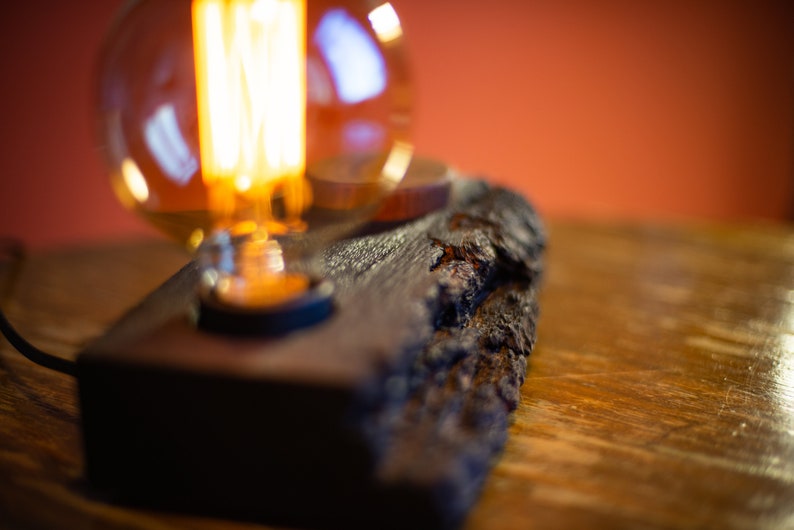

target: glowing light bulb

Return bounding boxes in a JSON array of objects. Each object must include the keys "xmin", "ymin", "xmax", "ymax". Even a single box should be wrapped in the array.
[{"xmin": 97, "ymin": 0, "xmax": 413, "ymax": 331}]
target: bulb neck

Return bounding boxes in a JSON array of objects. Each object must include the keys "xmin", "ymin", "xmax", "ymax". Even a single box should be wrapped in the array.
[
  {"xmin": 195, "ymin": 229, "xmax": 332, "ymax": 336},
  {"xmin": 197, "ymin": 228, "xmax": 309, "ymax": 306}
]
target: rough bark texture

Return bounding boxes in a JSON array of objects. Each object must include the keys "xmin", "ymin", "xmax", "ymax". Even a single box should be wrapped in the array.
[
  {"xmin": 344, "ymin": 181, "xmax": 545, "ymax": 526},
  {"xmin": 78, "ymin": 179, "xmax": 545, "ymax": 529}
]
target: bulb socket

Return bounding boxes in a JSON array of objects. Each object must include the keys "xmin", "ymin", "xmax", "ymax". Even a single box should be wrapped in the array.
[{"xmin": 197, "ymin": 278, "xmax": 333, "ymax": 337}]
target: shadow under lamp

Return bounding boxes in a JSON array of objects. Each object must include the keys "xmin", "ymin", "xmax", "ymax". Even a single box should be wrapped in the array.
[{"xmin": 97, "ymin": 0, "xmax": 413, "ymax": 334}]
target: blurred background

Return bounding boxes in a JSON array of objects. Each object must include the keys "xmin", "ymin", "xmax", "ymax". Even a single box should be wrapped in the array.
[{"xmin": 1, "ymin": 0, "xmax": 792, "ymax": 249}]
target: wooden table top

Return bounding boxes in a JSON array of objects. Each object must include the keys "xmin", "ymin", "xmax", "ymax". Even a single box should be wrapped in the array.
[{"xmin": 2, "ymin": 220, "xmax": 793, "ymax": 529}]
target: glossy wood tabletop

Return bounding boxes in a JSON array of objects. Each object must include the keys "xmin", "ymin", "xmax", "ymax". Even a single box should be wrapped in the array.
[{"xmin": 2, "ymin": 220, "xmax": 794, "ymax": 529}]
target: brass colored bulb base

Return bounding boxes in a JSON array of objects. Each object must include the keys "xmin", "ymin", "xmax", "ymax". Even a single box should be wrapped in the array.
[{"xmin": 197, "ymin": 278, "xmax": 333, "ymax": 337}]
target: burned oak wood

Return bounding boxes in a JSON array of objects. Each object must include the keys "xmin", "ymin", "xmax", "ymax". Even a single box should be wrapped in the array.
[{"xmin": 77, "ymin": 180, "xmax": 545, "ymax": 529}]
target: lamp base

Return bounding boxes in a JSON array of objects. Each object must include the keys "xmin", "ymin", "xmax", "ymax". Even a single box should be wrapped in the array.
[{"xmin": 76, "ymin": 180, "xmax": 545, "ymax": 530}]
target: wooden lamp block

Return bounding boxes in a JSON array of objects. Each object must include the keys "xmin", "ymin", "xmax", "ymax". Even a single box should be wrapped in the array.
[{"xmin": 76, "ymin": 180, "xmax": 545, "ymax": 529}]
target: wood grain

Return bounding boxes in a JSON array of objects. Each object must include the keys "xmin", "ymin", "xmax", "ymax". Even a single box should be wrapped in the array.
[{"xmin": 2, "ymin": 220, "xmax": 794, "ymax": 529}]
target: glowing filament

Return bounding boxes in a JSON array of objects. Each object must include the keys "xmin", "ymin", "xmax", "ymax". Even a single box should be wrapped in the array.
[{"xmin": 192, "ymin": 0, "xmax": 307, "ymax": 229}]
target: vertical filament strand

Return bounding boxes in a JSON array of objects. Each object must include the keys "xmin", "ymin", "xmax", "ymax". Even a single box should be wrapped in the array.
[{"xmin": 192, "ymin": 0, "xmax": 307, "ymax": 230}]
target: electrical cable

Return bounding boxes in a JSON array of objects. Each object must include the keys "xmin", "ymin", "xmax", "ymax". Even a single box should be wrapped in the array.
[{"xmin": 0, "ymin": 238, "xmax": 77, "ymax": 377}]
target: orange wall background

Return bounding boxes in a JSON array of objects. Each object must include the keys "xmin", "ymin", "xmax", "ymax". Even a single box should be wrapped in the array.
[{"xmin": 1, "ymin": 0, "xmax": 793, "ymax": 249}]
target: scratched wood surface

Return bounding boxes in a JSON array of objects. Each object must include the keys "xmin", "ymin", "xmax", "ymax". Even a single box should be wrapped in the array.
[{"xmin": 1, "ymin": 220, "xmax": 794, "ymax": 529}]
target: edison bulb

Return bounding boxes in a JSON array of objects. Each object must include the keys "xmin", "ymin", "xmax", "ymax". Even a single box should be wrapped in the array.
[{"xmin": 96, "ymin": 0, "xmax": 412, "ymax": 324}]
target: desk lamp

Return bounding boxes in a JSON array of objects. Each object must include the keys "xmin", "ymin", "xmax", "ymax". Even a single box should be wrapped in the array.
[{"xmin": 0, "ymin": 1, "xmax": 545, "ymax": 528}]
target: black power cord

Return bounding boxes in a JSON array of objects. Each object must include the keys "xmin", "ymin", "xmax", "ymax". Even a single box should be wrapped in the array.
[{"xmin": 0, "ymin": 238, "xmax": 77, "ymax": 377}]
